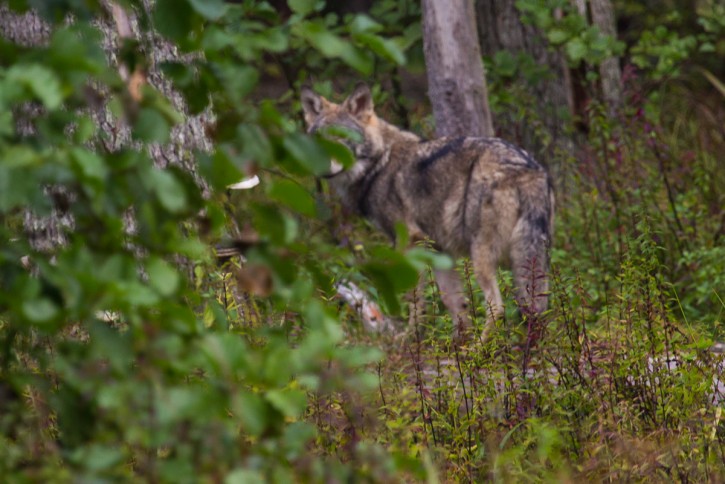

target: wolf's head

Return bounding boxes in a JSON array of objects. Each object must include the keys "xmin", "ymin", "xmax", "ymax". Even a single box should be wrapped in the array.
[{"xmin": 300, "ymin": 83, "xmax": 387, "ymax": 179}]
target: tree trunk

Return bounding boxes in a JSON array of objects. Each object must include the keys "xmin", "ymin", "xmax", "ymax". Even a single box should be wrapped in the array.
[
  {"xmin": 420, "ymin": 0, "xmax": 494, "ymax": 341},
  {"xmin": 588, "ymin": 0, "xmax": 622, "ymax": 112},
  {"xmin": 475, "ymin": 0, "xmax": 573, "ymax": 158},
  {"xmin": 572, "ymin": 0, "xmax": 622, "ymax": 113},
  {"xmin": 421, "ymin": 0, "xmax": 493, "ymax": 138},
  {"xmin": 0, "ymin": 2, "xmax": 211, "ymax": 251}
]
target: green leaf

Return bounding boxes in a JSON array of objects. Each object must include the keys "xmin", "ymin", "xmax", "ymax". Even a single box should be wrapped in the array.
[
  {"xmin": 362, "ymin": 247, "xmax": 420, "ymax": 314},
  {"xmin": 266, "ymin": 388, "xmax": 307, "ymax": 419},
  {"xmin": 252, "ymin": 203, "xmax": 298, "ymax": 244},
  {"xmin": 354, "ymin": 33, "xmax": 406, "ymax": 65},
  {"xmin": 281, "ymin": 421, "xmax": 316, "ymax": 458},
  {"xmin": 225, "ymin": 469, "xmax": 265, "ymax": 484},
  {"xmin": 150, "ymin": 95, "xmax": 185, "ymax": 126},
  {"xmin": 114, "ymin": 280, "xmax": 160, "ymax": 307},
  {"xmin": 22, "ymin": 298, "xmax": 59, "ymax": 324},
  {"xmin": 89, "ymin": 320, "xmax": 132, "ymax": 372},
  {"xmin": 146, "ymin": 256, "xmax": 180, "ymax": 297},
  {"xmin": 282, "ymin": 132, "xmax": 330, "ymax": 176},
  {"xmin": 133, "ymin": 108, "xmax": 170, "ymax": 144},
  {"xmin": 363, "ymin": 263, "xmax": 401, "ymax": 314},
  {"xmin": 406, "ymin": 247, "xmax": 453, "ymax": 271},
  {"xmin": 547, "ymin": 28, "xmax": 569, "ymax": 45},
  {"xmin": 73, "ymin": 116, "xmax": 96, "ymax": 144},
  {"xmin": 0, "ymin": 159, "xmax": 40, "ymax": 212},
  {"xmin": 699, "ymin": 42, "xmax": 716, "ymax": 53},
  {"xmin": 237, "ymin": 124, "xmax": 273, "ymax": 166},
  {"xmin": 0, "ymin": 110, "xmax": 13, "ymax": 138},
  {"xmin": 7, "ymin": 63, "xmax": 63, "ymax": 109},
  {"xmin": 153, "ymin": 0, "xmax": 197, "ymax": 44},
  {"xmin": 339, "ymin": 44, "xmax": 374, "ymax": 74},
  {"xmin": 72, "ymin": 445, "xmax": 123, "ymax": 473},
  {"xmin": 317, "ymin": 124, "xmax": 363, "ymax": 143},
  {"xmin": 267, "ymin": 179, "xmax": 316, "ymax": 217},
  {"xmin": 565, "ymin": 38, "xmax": 588, "ymax": 64},
  {"xmin": 234, "ymin": 392, "xmax": 269, "ymax": 437},
  {"xmin": 493, "ymin": 50, "xmax": 517, "ymax": 77},
  {"xmin": 70, "ymin": 147, "xmax": 108, "ymax": 182},
  {"xmin": 316, "ymin": 137, "xmax": 355, "ymax": 169},
  {"xmin": 342, "ymin": 346, "xmax": 384, "ymax": 367},
  {"xmin": 349, "ymin": 14, "xmax": 383, "ymax": 35},
  {"xmin": 147, "ymin": 168, "xmax": 188, "ymax": 213},
  {"xmin": 187, "ymin": 0, "xmax": 228, "ymax": 20},
  {"xmin": 288, "ymin": 0, "xmax": 318, "ymax": 16},
  {"xmin": 215, "ymin": 63, "xmax": 259, "ymax": 101},
  {"xmin": 294, "ymin": 21, "xmax": 346, "ymax": 56},
  {"xmin": 255, "ymin": 27, "xmax": 288, "ymax": 52},
  {"xmin": 294, "ymin": 21, "xmax": 373, "ymax": 74},
  {"xmin": 201, "ymin": 333, "xmax": 249, "ymax": 376},
  {"xmin": 198, "ymin": 150, "xmax": 242, "ymax": 191}
]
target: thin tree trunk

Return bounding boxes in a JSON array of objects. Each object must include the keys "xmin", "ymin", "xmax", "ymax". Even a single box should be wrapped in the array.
[
  {"xmin": 570, "ymin": 0, "xmax": 622, "ymax": 113},
  {"xmin": 420, "ymin": 0, "xmax": 494, "ymax": 341},
  {"xmin": 421, "ymin": 0, "xmax": 493, "ymax": 138},
  {"xmin": 589, "ymin": 0, "xmax": 622, "ymax": 112}
]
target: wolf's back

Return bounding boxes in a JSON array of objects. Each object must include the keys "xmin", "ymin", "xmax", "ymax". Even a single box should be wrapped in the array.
[{"xmin": 460, "ymin": 138, "xmax": 554, "ymax": 312}]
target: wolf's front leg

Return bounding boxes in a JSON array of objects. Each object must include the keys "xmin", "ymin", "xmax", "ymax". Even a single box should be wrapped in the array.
[{"xmin": 434, "ymin": 268, "xmax": 472, "ymax": 342}]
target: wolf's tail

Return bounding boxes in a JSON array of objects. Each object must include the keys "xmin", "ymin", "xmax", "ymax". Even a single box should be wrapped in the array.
[{"xmin": 511, "ymin": 174, "xmax": 555, "ymax": 314}]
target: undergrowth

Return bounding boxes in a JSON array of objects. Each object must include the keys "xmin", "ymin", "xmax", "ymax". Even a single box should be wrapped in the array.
[
  {"xmin": 2, "ymin": 1, "xmax": 723, "ymax": 481},
  {"xmin": 212, "ymin": 68, "xmax": 725, "ymax": 481}
]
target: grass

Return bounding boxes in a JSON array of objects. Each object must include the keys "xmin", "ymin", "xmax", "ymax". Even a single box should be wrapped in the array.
[
  {"xmin": 282, "ymin": 92, "xmax": 725, "ymax": 480},
  {"xmin": 300, "ymin": 241, "xmax": 725, "ymax": 481}
]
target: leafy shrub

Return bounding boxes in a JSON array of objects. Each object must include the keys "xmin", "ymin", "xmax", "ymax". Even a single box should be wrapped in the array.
[
  {"xmin": 1, "ymin": 0, "xmax": 723, "ymax": 481},
  {"xmin": 0, "ymin": 0, "xmax": 422, "ymax": 480}
]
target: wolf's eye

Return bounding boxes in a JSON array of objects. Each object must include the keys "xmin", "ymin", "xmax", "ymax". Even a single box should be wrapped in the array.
[{"xmin": 318, "ymin": 125, "xmax": 363, "ymax": 143}]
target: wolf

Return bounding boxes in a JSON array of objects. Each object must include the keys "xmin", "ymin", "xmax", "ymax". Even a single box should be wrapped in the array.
[{"xmin": 301, "ymin": 83, "xmax": 554, "ymax": 340}]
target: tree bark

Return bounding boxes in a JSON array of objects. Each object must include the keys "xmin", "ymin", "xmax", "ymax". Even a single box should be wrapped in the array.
[
  {"xmin": 0, "ymin": 2, "xmax": 212, "ymax": 251},
  {"xmin": 588, "ymin": 0, "xmax": 622, "ymax": 112},
  {"xmin": 1, "ymin": 4, "xmax": 64, "ymax": 250},
  {"xmin": 0, "ymin": 4, "xmax": 51, "ymax": 46},
  {"xmin": 475, "ymin": 0, "xmax": 573, "ymax": 157},
  {"xmin": 572, "ymin": 0, "xmax": 622, "ymax": 113},
  {"xmin": 420, "ymin": 0, "xmax": 494, "ymax": 341},
  {"xmin": 421, "ymin": 0, "xmax": 493, "ymax": 138}
]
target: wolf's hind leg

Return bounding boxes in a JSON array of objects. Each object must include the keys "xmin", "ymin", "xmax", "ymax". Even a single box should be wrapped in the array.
[
  {"xmin": 510, "ymin": 231, "xmax": 549, "ymax": 315},
  {"xmin": 510, "ymin": 254, "xmax": 549, "ymax": 316},
  {"xmin": 470, "ymin": 245, "xmax": 504, "ymax": 343},
  {"xmin": 510, "ymin": 226, "xmax": 550, "ymax": 347},
  {"xmin": 434, "ymin": 268, "xmax": 470, "ymax": 340}
]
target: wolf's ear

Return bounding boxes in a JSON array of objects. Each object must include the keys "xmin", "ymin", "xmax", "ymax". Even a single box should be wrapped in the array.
[
  {"xmin": 301, "ymin": 87, "xmax": 324, "ymax": 125},
  {"xmin": 344, "ymin": 83, "xmax": 374, "ymax": 119}
]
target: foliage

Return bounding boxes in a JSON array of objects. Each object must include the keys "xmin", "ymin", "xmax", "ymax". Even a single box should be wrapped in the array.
[
  {"xmin": 0, "ymin": 0, "xmax": 422, "ymax": 481},
  {"xmin": 1, "ymin": 0, "xmax": 724, "ymax": 482},
  {"xmin": 617, "ymin": 0, "xmax": 725, "ymax": 80},
  {"xmin": 516, "ymin": 0, "xmax": 626, "ymax": 67}
]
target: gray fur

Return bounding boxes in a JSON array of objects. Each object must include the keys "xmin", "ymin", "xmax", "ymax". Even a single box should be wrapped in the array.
[{"xmin": 301, "ymin": 84, "xmax": 555, "ymax": 340}]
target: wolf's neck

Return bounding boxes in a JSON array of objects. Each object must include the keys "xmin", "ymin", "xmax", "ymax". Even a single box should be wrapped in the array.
[{"xmin": 378, "ymin": 118, "xmax": 421, "ymax": 147}]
